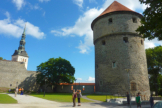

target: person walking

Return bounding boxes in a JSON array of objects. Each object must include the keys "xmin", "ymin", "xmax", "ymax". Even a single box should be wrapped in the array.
[
  {"xmin": 77, "ymin": 90, "xmax": 82, "ymax": 106},
  {"xmin": 15, "ymin": 87, "xmax": 18, "ymax": 97},
  {"xmin": 136, "ymin": 93, "xmax": 141, "ymax": 108},
  {"xmin": 21, "ymin": 88, "xmax": 24, "ymax": 95},
  {"xmin": 18, "ymin": 88, "xmax": 21, "ymax": 94},
  {"xmin": 149, "ymin": 94, "xmax": 154, "ymax": 108},
  {"xmin": 126, "ymin": 92, "xmax": 130, "ymax": 105},
  {"xmin": 72, "ymin": 89, "xmax": 77, "ymax": 107}
]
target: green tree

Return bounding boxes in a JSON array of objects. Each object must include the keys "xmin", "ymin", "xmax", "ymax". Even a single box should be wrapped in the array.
[
  {"xmin": 136, "ymin": 0, "xmax": 162, "ymax": 40},
  {"xmin": 0, "ymin": 57, "xmax": 3, "ymax": 60},
  {"xmin": 36, "ymin": 57, "xmax": 75, "ymax": 91},
  {"xmin": 146, "ymin": 46, "xmax": 162, "ymax": 95}
]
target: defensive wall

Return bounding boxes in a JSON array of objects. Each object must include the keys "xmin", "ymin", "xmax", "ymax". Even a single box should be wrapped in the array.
[
  {"xmin": 0, "ymin": 60, "xmax": 95, "ymax": 93},
  {"xmin": 0, "ymin": 60, "xmax": 39, "ymax": 91}
]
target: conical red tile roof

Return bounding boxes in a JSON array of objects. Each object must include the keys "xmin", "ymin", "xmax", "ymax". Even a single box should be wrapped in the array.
[
  {"xmin": 91, "ymin": 1, "xmax": 142, "ymax": 30},
  {"xmin": 98, "ymin": 1, "xmax": 134, "ymax": 17}
]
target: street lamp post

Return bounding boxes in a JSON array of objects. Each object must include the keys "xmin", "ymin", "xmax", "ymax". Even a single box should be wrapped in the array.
[
  {"xmin": 125, "ymin": 69, "xmax": 131, "ymax": 108},
  {"xmin": 44, "ymin": 78, "xmax": 47, "ymax": 97}
]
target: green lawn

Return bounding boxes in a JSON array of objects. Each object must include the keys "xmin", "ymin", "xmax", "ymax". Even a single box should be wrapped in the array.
[
  {"xmin": 87, "ymin": 94, "xmax": 123, "ymax": 102},
  {"xmin": 0, "ymin": 94, "xmax": 17, "ymax": 104},
  {"xmin": 30, "ymin": 93, "xmax": 93, "ymax": 102}
]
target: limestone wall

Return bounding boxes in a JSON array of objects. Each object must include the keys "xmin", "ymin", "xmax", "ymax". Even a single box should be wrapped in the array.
[{"xmin": 0, "ymin": 60, "xmax": 39, "ymax": 91}]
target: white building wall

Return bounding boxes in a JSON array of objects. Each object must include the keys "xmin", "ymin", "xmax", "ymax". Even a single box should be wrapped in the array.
[{"xmin": 12, "ymin": 55, "xmax": 28, "ymax": 69}]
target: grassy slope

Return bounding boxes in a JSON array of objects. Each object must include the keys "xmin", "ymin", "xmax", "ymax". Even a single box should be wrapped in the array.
[
  {"xmin": 31, "ymin": 93, "xmax": 93, "ymax": 102},
  {"xmin": 0, "ymin": 94, "xmax": 17, "ymax": 104}
]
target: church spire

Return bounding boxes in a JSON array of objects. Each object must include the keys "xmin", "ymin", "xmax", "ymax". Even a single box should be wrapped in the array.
[
  {"xmin": 23, "ymin": 23, "xmax": 26, "ymax": 35},
  {"xmin": 18, "ymin": 24, "xmax": 27, "ymax": 52},
  {"xmin": 12, "ymin": 23, "xmax": 28, "ymax": 57},
  {"xmin": 12, "ymin": 23, "xmax": 29, "ymax": 69}
]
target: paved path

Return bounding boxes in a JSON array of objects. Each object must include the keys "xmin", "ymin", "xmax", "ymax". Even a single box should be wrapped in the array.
[{"xmin": 0, "ymin": 93, "xmax": 152, "ymax": 108}]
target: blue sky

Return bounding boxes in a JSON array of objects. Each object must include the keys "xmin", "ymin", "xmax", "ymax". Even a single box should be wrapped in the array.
[{"xmin": 0, "ymin": 0, "xmax": 161, "ymax": 83}]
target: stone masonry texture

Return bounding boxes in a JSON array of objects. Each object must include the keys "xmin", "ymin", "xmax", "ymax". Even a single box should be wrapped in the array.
[
  {"xmin": 92, "ymin": 12, "xmax": 150, "ymax": 96},
  {"xmin": 0, "ymin": 60, "xmax": 39, "ymax": 91}
]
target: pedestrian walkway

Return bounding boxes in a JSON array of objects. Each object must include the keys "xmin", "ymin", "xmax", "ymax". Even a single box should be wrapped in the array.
[{"xmin": 0, "ymin": 93, "xmax": 151, "ymax": 108}]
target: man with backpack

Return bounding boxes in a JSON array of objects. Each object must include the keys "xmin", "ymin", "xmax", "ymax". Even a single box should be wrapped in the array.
[{"xmin": 72, "ymin": 89, "xmax": 77, "ymax": 107}]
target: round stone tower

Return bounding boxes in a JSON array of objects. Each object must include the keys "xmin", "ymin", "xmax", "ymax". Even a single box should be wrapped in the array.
[{"xmin": 91, "ymin": 1, "xmax": 150, "ymax": 96}]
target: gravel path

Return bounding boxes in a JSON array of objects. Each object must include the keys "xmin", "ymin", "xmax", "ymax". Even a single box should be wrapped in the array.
[{"xmin": 0, "ymin": 93, "xmax": 152, "ymax": 108}]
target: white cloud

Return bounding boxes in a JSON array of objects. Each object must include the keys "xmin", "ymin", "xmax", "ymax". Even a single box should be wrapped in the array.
[
  {"xmin": 73, "ymin": 0, "xmax": 83, "ymax": 7},
  {"xmin": 0, "ymin": 12, "xmax": 45, "ymax": 39},
  {"xmin": 12, "ymin": 0, "xmax": 25, "ymax": 10},
  {"xmin": 87, "ymin": 77, "xmax": 95, "ymax": 82},
  {"xmin": 77, "ymin": 78, "xmax": 82, "ymax": 81},
  {"xmin": 51, "ymin": 0, "xmax": 149, "ymax": 54},
  {"xmin": 144, "ymin": 38, "xmax": 162, "ymax": 49},
  {"xmin": 38, "ymin": 0, "xmax": 50, "ymax": 3}
]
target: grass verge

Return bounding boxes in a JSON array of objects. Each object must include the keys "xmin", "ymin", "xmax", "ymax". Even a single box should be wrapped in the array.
[
  {"xmin": 0, "ymin": 94, "xmax": 17, "ymax": 104},
  {"xmin": 30, "ymin": 93, "xmax": 93, "ymax": 102},
  {"xmin": 87, "ymin": 94, "xmax": 123, "ymax": 102}
]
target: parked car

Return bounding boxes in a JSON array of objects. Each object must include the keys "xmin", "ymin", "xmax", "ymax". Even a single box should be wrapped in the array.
[{"xmin": 153, "ymin": 101, "xmax": 162, "ymax": 108}]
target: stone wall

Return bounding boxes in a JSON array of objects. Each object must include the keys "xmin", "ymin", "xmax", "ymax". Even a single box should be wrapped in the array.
[{"xmin": 0, "ymin": 60, "xmax": 39, "ymax": 91}]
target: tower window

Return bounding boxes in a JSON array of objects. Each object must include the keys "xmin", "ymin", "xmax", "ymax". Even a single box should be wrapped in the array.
[
  {"xmin": 112, "ymin": 62, "xmax": 116, "ymax": 68},
  {"xmin": 132, "ymin": 18, "xmax": 137, "ymax": 23},
  {"xmin": 141, "ymin": 40, "xmax": 143, "ymax": 45},
  {"xmin": 99, "ymin": 81, "xmax": 103, "ymax": 86},
  {"xmin": 123, "ymin": 37, "xmax": 128, "ymax": 43},
  {"xmin": 102, "ymin": 40, "xmax": 106, "ymax": 45},
  {"xmin": 108, "ymin": 18, "xmax": 112, "ymax": 23}
]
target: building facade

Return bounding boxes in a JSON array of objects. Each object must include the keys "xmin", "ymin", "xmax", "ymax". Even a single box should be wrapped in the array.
[{"xmin": 91, "ymin": 1, "xmax": 150, "ymax": 96}]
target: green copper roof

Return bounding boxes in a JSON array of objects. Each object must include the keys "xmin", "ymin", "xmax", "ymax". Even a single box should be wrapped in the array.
[{"xmin": 12, "ymin": 23, "xmax": 28, "ymax": 57}]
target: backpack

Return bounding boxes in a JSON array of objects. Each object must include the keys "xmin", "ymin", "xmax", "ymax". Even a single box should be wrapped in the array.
[{"xmin": 74, "ymin": 93, "xmax": 77, "ymax": 98}]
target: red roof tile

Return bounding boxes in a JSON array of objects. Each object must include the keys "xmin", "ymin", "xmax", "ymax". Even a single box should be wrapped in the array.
[{"xmin": 98, "ymin": 1, "xmax": 134, "ymax": 17}]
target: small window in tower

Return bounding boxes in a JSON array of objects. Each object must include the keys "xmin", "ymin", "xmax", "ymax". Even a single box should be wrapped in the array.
[
  {"xmin": 131, "ymin": 82, "xmax": 137, "ymax": 91},
  {"xmin": 108, "ymin": 18, "xmax": 112, "ymax": 23},
  {"xmin": 102, "ymin": 40, "xmax": 106, "ymax": 45},
  {"xmin": 141, "ymin": 40, "xmax": 143, "ymax": 45},
  {"xmin": 99, "ymin": 81, "xmax": 103, "ymax": 86},
  {"xmin": 123, "ymin": 37, "xmax": 128, "ymax": 43},
  {"xmin": 112, "ymin": 62, "xmax": 116, "ymax": 68},
  {"xmin": 132, "ymin": 18, "xmax": 137, "ymax": 23},
  {"xmin": 25, "ymin": 59, "xmax": 26, "ymax": 62}
]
